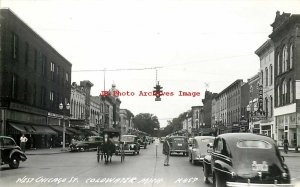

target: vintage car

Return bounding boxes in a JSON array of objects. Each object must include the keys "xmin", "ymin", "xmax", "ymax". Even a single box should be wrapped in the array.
[
  {"xmin": 69, "ymin": 136, "xmax": 103, "ymax": 152},
  {"xmin": 116, "ymin": 135, "xmax": 140, "ymax": 155},
  {"xmin": 169, "ymin": 136, "xmax": 189, "ymax": 156},
  {"xmin": 203, "ymin": 133, "xmax": 291, "ymax": 187},
  {"xmin": 0, "ymin": 136, "xmax": 27, "ymax": 169},
  {"xmin": 137, "ymin": 137, "xmax": 147, "ymax": 149},
  {"xmin": 189, "ymin": 136, "xmax": 215, "ymax": 165}
]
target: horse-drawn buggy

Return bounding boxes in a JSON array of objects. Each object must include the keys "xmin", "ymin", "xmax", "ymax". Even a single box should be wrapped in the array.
[{"xmin": 97, "ymin": 128, "xmax": 125, "ymax": 164}]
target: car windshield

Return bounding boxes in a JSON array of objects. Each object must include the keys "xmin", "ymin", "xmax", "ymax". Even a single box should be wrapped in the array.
[
  {"xmin": 121, "ymin": 136, "xmax": 135, "ymax": 142},
  {"xmin": 237, "ymin": 140, "xmax": 272, "ymax": 149}
]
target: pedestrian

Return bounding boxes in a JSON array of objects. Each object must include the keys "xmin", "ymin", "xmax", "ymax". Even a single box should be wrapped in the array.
[
  {"xmin": 20, "ymin": 134, "xmax": 28, "ymax": 153},
  {"xmin": 283, "ymin": 138, "xmax": 289, "ymax": 154},
  {"xmin": 163, "ymin": 138, "xmax": 171, "ymax": 166}
]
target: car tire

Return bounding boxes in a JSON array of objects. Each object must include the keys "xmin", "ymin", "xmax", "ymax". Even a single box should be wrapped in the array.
[
  {"xmin": 9, "ymin": 155, "xmax": 20, "ymax": 169},
  {"xmin": 214, "ymin": 173, "xmax": 225, "ymax": 187}
]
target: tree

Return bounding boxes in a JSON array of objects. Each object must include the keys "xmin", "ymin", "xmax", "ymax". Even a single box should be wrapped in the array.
[
  {"xmin": 133, "ymin": 113, "xmax": 160, "ymax": 136},
  {"xmin": 159, "ymin": 111, "xmax": 191, "ymax": 137}
]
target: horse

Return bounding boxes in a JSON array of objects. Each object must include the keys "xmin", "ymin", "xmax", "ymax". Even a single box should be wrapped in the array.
[{"xmin": 102, "ymin": 138, "xmax": 116, "ymax": 164}]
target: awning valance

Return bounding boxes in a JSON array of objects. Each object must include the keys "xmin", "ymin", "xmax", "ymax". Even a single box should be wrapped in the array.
[
  {"xmin": 31, "ymin": 125, "xmax": 57, "ymax": 135},
  {"xmin": 50, "ymin": 126, "xmax": 73, "ymax": 135},
  {"xmin": 9, "ymin": 123, "xmax": 57, "ymax": 135},
  {"xmin": 66, "ymin": 127, "xmax": 82, "ymax": 135}
]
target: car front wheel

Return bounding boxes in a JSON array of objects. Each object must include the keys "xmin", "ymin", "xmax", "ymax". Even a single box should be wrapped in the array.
[
  {"xmin": 214, "ymin": 173, "xmax": 225, "ymax": 187},
  {"xmin": 9, "ymin": 155, "xmax": 20, "ymax": 169}
]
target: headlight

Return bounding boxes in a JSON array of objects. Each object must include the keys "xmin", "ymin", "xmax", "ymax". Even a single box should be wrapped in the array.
[{"xmin": 282, "ymin": 172, "xmax": 288, "ymax": 178}]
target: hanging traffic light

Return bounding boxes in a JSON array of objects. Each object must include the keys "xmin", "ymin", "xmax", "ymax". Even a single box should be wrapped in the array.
[{"xmin": 153, "ymin": 82, "xmax": 163, "ymax": 101}]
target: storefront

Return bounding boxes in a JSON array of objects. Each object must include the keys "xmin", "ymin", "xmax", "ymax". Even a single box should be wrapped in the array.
[{"xmin": 1, "ymin": 102, "xmax": 57, "ymax": 148}]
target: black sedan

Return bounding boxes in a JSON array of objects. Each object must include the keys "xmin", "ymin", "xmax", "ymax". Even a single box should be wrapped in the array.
[
  {"xmin": 116, "ymin": 135, "xmax": 140, "ymax": 155},
  {"xmin": 0, "ymin": 136, "xmax": 27, "ymax": 169},
  {"xmin": 203, "ymin": 133, "xmax": 291, "ymax": 187},
  {"xmin": 69, "ymin": 136, "xmax": 103, "ymax": 152}
]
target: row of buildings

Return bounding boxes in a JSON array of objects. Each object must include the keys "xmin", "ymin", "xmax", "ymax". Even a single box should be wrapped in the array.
[
  {"xmin": 182, "ymin": 11, "xmax": 300, "ymax": 147},
  {"xmin": 0, "ymin": 8, "xmax": 135, "ymax": 148}
]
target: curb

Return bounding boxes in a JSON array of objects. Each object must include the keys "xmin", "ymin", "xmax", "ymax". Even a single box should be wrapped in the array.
[
  {"xmin": 26, "ymin": 151, "xmax": 69, "ymax": 155},
  {"xmin": 25, "ymin": 149, "xmax": 70, "ymax": 155}
]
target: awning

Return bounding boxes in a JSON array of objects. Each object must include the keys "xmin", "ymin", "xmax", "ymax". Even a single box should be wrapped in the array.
[
  {"xmin": 9, "ymin": 123, "xmax": 57, "ymax": 135},
  {"xmin": 66, "ymin": 127, "xmax": 82, "ymax": 135},
  {"xmin": 50, "ymin": 126, "xmax": 73, "ymax": 135},
  {"xmin": 31, "ymin": 125, "xmax": 57, "ymax": 135},
  {"xmin": 9, "ymin": 123, "xmax": 27, "ymax": 133},
  {"xmin": 9, "ymin": 123, "xmax": 36, "ymax": 134}
]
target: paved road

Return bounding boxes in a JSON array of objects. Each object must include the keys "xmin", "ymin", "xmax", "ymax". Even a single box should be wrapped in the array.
[
  {"xmin": 1, "ymin": 143, "xmax": 300, "ymax": 187},
  {"xmin": 0, "ymin": 143, "xmax": 210, "ymax": 187}
]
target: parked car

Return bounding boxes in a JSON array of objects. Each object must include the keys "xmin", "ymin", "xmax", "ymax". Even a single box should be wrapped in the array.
[
  {"xmin": 203, "ymin": 133, "xmax": 291, "ymax": 187},
  {"xmin": 116, "ymin": 135, "xmax": 140, "ymax": 155},
  {"xmin": 69, "ymin": 136, "xmax": 103, "ymax": 152},
  {"xmin": 168, "ymin": 136, "xmax": 189, "ymax": 156},
  {"xmin": 0, "ymin": 136, "xmax": 27, "ymax": 169},
  {"xmin": 189, "ymin": 136, "xmax": 215, "ymax": 165}
]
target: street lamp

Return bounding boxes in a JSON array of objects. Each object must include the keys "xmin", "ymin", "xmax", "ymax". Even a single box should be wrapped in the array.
[
  {"xmin": 59, "ymin": 102, "xmax": 70, "ymax": 151},
  {"xmin": 247, "ymin": 103, "xmax": 258, "ymax": 133}
]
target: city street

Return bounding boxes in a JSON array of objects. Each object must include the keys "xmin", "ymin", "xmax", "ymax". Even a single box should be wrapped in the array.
[{"xmin": 1, "ymin": 143, "xmax": 300, "ymax": 187}]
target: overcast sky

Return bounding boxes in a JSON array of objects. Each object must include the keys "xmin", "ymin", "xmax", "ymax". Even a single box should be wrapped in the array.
[{"xmin": 2, "ymin": 0, "xmax": 300, "ymax": 127}]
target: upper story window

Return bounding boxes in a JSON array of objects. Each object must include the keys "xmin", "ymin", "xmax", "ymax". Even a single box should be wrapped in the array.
[
  {"xmin": 34, "ymin": 49, "xmax": 38, "ymax": 71},
  {"xmin": 50, "ymin": 91, "xmax": 54, "ymax": 102},
  {"xmin": 270, "ymin": 65, "xmax": 273, "ymax": 85},
  {"xmin": 282, "ymin": 80, "xmax": 287, "ymax": 105},
  {"xmin": 265, "ymin": 68, "xmax": 268, "ymax": 87},
  {"xmin": 66, "ymin": 72, "xmax": 69, "ymax": 83},
  {"xmin": 277, "ymin": 53, "xmax": 280, "ymax": 75},
  {"xmin": 11, "ymin": 32, "xmax": 19, "ymax": 60},
  {"xmin": 290, "ymin": 79, "xmax": 293, "ymax": 103},
  {"xmin": 261, "ymin": 70, "xmax": 264, "ymax": 86},
  {"xmin": 289, "ymin": 44, "xmax": 293, "ymax": 69},
  {"xmin": 25, "ymin": 42, "xmax": 29, "ymax": 65},
  {"xmin": 50, "ymin": 62, "xmax": 55, "ymax": 81},
  {"xmin": 42, "ymin": 55, "xmax": 47, "ymax": 76},
  {"xmin": 277, "ymin": 85, "xmax": 280, "ymax": 106},
  {"xmin": 282, "ymin": 45, "xmax": 288, "ymax": 73}
]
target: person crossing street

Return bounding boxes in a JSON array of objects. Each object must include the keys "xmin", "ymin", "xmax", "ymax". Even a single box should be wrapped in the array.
[{"xmin": 163, "ymin": 138, "xmax": 171, "ymax": 166}]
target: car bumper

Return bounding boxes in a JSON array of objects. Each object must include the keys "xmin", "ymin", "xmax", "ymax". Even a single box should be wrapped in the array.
[
  {"xmin": 226, "ymin": 182, "xmax": 293, "ymax": 187},
  {"xmin": 170, "ymin": 150, "xmax": 188, "ymax": 153}
]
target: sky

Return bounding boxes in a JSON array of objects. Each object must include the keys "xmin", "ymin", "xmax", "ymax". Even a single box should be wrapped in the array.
[{"xmin": 1, "ymin": 0, "xmax": 300, "ymax": 127}]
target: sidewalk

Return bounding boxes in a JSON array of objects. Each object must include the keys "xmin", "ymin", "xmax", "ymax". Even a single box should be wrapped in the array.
[
  {"xmin": 278, "ymin": 146, "xmax": 300, "ymax": 157},
  {"xmin": 25, "ymin": 147, "xmax": 70, "ymax": 155}
]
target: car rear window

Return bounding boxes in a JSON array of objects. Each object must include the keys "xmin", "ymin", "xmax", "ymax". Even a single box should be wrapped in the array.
[
  {"xmin": 237, "ymin": 140, "xmax": 272, "ymax": 149},
  {"xmin": 172, "ymin": 138, "xmax": 185, "ymax": 143},
  {"xmin": 201, "ymin": 138, "xmax": 214, "ymax": 143},
  {"xmin": 121, "ymin": 136, "xmax": 135, "ymax": 142}
]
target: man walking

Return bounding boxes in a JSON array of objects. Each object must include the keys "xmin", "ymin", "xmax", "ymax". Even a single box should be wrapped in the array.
[
  {"xmin": 20, "ymin": 134, "xmax": 28, "ymax": 153},
  {"xmin": 163, "ymin": 138, "xmax": 171, "ymax": 166}
]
